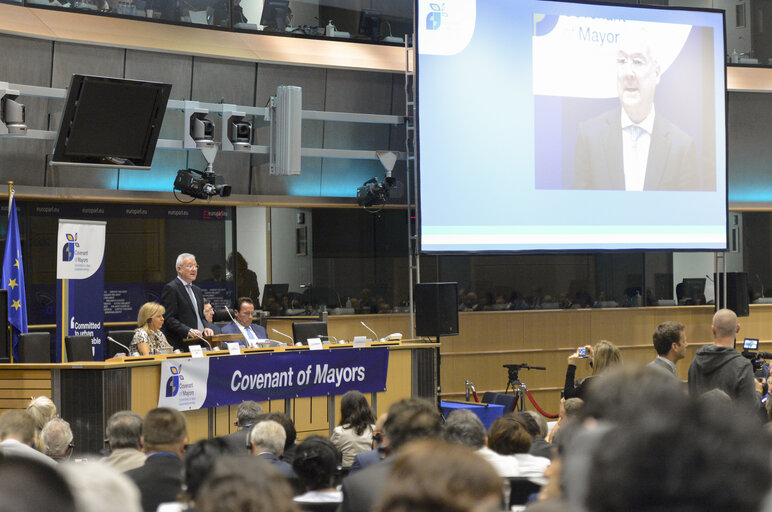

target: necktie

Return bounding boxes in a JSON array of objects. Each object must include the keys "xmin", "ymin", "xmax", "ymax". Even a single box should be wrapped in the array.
[{"xmin": 186, "ymin": 284, "xmax": 204, "ymax": 331}]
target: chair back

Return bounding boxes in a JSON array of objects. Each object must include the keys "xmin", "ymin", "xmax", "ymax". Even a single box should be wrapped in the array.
[
  {"xmin": 481, "ymin": 392, "xmax": 517, "ymax": 412},
  {"xmin": 106, "ymin": 330, "xmax": 134, "ymax": 358},
  {"xmin": 507, "ymin": 477, "xmax": 542, "ymax": 507},
  {"xmin": 18, "ymin": 332, "xmax": 51, "ymax": 363},
  {"xmin": 65, "ymin": 335, "xmax": 94, "ymax": 362}
]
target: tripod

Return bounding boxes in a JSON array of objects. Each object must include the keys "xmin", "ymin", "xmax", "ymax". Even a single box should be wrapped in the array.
[{"xmin": 503, "ymin": 363, "xmax": 548, "ymax": 413}]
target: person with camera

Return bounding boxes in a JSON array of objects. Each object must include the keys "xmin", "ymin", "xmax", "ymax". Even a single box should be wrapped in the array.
[{"xmin": 563, "ymin": 340, "xmax": 622, "ymax": 399}]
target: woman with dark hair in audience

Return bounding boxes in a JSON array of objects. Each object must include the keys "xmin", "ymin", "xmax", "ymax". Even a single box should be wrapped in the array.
[
  {"xmin": 488, "ymin": 415, "xmax": 550, "ymax": 484},
  {"xmin": 375, "ymin": 439, "xmax": 503, "ymax": 512},
  {"xmin": 563, "ymin": 339, "xmax": 621, "ymax": 399},
  {"xmin": 330, "ymin": 390, "xmax": 376, "ymax": 468},
  {"xmin": 291, "ymin": 436, "xmax": 343, "ymax": 509},
  {"xmin": 196, "ymin": 455, "xmax": 300, "ymax": 512}
]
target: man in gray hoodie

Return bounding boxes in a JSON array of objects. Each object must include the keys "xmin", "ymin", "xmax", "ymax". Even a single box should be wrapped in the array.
[{"xmin": 688, "ymin": 308, "xmax": 763, "ymax": 416}]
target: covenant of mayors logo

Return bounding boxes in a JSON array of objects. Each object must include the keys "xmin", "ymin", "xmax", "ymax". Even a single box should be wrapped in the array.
[
  {"xmin": 166, "ymin": 365, "xmax": 184, "ymax": 397},
  {"xmin": 62, "ymin": 233, "xmax": 79, "ymax": 262},
  {"xmin": 426, "ymin": 2, "xmax": 447, "ymax": 30}
]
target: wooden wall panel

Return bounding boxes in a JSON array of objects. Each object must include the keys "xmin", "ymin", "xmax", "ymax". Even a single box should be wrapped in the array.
[{"xmin": 0, "ymin": 368, "xmax": 51, "ymax": 414}]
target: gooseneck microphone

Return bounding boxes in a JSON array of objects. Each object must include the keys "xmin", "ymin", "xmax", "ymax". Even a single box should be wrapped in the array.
[
  {"xmin": 190, "ymin": 331, "xmax": 213, "ymax": 351},
  {"xmin": 106, "ymin": 336, "xmax": 131, "ymax": 354},
  {"xmin": 360, "ymin": 321, "xmax": 380, "ymax": 342},
  {"xmin": 272, "ymin": 328, "xmax": 295, "ymax": 345}
]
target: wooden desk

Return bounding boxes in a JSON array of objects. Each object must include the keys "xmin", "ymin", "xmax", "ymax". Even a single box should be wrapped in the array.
[{"xmin": 0, "ymin": 341, "xmax": 437, "ymax": 456}]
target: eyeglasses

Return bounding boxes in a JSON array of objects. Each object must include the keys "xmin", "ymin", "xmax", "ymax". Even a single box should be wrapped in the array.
[{"xmin": 184, "ymin": 264, "xmax": 200, "ymax": 270}]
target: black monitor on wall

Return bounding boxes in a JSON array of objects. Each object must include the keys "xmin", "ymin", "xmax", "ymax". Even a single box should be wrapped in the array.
[
  {"xmin": 260, "ymin": 0, "xmax": 290, "ymax": 30},
  {"xmin": 51, "ymin": 75, "xmax": 171, "ymax": 170}
]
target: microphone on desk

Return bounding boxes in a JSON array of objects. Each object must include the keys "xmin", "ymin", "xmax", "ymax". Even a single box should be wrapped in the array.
[
  {"xmin": 360, "ymin": 321, "xmax": 380, "ymax": 342},
  {"xmin": 272, "ymin": 328, "xmax": 296, "ymax": 345},
  {"xmin": 319, "ymin": 334, "xmax": 338, "ymax": 343},
  {"xmin": 223, "ymin": 305, "xmax": 237, "ymax": 323},
  {"xmin": 190, "ymin": 331, "xmax": 213, "ymax": 351},
  {"xmin": 106, "ymin": 336, "xmax": 131, "ymax": 355}
]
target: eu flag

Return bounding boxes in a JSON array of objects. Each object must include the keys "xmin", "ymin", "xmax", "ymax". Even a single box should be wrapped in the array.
[{"xmin": 2, "ymin": 195, "xmax": 27, "ymax": 361}]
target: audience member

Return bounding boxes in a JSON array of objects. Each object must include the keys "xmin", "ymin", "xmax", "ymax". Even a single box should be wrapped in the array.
[
  {"xmin": 688, "ymin": 308, "xmax": 764, "ymax": 415},
  {"xmin": 102, "ymin": 410, "xmax": 147, "ymax": 472},
  {"xmin": 266, "ymin": 411, "xmax": 299, "ymax": 463},
  {"xmin": 564, "ymin": 340, "xmax": 621, "ymax": 399},
  {"xmin": 330, "ymin": 390, "xmax": 376, "ymax": 468},
  {"xmin": 291, "ymin": 436, "xmax": 344, "ymax": 507},
  {"xmin": 26, "ymin": 395, "xmax": 56, "ymax": 452},
  {"xmin": 195, "ymin": 456, "xmax": 300, "ymax": 512},
  {"xmin": 126, "ymin": 407, "xmax": 187, "ymax": 512},
  {"xmin": 349, "ymin": 412, "xmax": 387, "ymax": 474},
  {"xmin": 488, "ymin": 414, "xmax": 550, "ymax": 484},
  {"xmin": 250, "ymin": 419, "xmax": 295, "ymax": 479},
  {"xmin": 581, "ymin": 368, "xmax": 770, "ymax": 512},
  {"xmin": 375, "ymin": 439, "xmax": 502, "ymax": 512},
  {"xmin": 648, "ymin": 320, "xmax": 687, "ymax": 377},
  {"xmin": 0, "ymin": 456, "xmax": 76, "ymax": 512},
  {"xmin": 546, "ymin": 398, "xmax": 583, "ymax": 444},
  {"xmin": 60, "ymin": 461, "xmax": 142, "ymax": 512},
  {"xmin": 183, "ymin": 437, "xmax": 234, "ymax": 506},
  {"xmin": 518, "ymin": 411, "xmax": 552, "ymax": 459},
  {"xmin": 340, "ymin": 398, "xmax": 443, "ymax": 512},
  {"xmin": 220, "ymin": 400, "xmax": 264, "ymax": 453},
  {"xmin": 41, "ymin": 417, "xmax": 73, "ymax": 461},
  {"xmin": 0, "ymin": 409, "xmax": 56, "ymax": 467},
  {"xmin": 443, "ymin": 408, "xmax": 520, "ymax": 477}
]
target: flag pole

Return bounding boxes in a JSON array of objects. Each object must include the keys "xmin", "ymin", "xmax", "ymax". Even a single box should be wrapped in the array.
[
  {"xmin": 5, "ymin": 181, "xmax": 12, "ymax": 361},
  {"xmin": 7, "ymin": 181, "xmax": 12, "ymax": 216}
]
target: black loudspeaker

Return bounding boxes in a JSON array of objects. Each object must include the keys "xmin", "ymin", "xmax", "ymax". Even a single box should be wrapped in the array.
[
  {"xmin": 0, "ymin": 289, "xmax": 7, "ymax": 362},
  {"xmin": 714, "ymin": 272, "xmax": 749, "ymax": 317},
  {"xmin": 415, "ymin": 282, "xmax": 459, "ymax": 337}
]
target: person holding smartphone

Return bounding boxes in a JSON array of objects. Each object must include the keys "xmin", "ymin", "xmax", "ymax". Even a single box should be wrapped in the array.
[{"xmin": 563, "ymin": 340, "xmax": 622, "ymax": 399}]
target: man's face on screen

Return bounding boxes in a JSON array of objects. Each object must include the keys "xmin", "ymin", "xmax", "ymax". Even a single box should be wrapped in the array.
[{"xmin": 616, "ymin": 36, "xmax": 660, "ymax": 124}]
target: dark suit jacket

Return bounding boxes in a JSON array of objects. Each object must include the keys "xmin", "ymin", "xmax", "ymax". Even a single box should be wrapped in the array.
[
  {"xmin": 126, "ymin": 453, "xmax": 184, "ymax": 512},
  {"xmin": 339, "ymin": 457, "xmax": 394, "ymax": 512},
  {"xmin": 220, "ymin": 428, "xmax": 251, "ymax": 453},
  {"xmin": 161, "ymin": 277, "xmax": 207, "ymax": 350},
  {"xmin": 220, "ymin": 321, "xmax": 268, "ymax": 347},
  {"xmin": 348, "ymin": 449, "xmax": 382, "ymax": 474},
  {"xmin": 257, "ymin": 452, "xmax": 295, "ymax": 480},
  {"xmin": 573, "ymin": 109, "xmax": 704, "ymax": 191}
]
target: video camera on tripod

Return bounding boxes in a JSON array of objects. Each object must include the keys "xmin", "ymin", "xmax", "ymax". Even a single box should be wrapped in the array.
[
  {"xmin": 503, "ymin": 363, "xmax": 546, "ymax": 385},
  {"xmin": 741, "ymin": 338, "xmax": 772, "ymax": 374}
]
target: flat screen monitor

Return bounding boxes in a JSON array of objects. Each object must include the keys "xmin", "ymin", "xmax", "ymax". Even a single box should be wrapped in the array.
[
  {"xmin": 262, "ymin": 283, "xmax": 289, "ymax": 310},
  {"xmin": 51, "ymin": 75, "xmax": 171, "ymax": 170},
  {"xmin": 260, "ymin": 0, "xmax": 290, "ymax": 30},
  {"xmin": 292, "ymin": 321, "xmax": 328, "ymax": 345},
  {"xmin": 416, "ymin": 0, "xmax": 727, "ymax": 252},
  {"xmin": 358, "ymin": 9, "xmax": 382, "ymax": 40}
]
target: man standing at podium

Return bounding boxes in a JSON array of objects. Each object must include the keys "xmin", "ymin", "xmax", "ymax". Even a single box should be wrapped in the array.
[
  {"xmin": 221, "ymin": 297, "xmax": 267, "ymax": 347},
  {"xmin": 161, "ymin": 253, "xmax": 213, "ymax": 351}
]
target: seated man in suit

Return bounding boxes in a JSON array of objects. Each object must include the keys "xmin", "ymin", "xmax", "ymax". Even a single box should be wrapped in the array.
[
  {"xmin": 161, "ymin": 253, "xmax": 214, "ymax": 351},
  {"xmin": 221, "ymin": 297, "xmax": 267, "ymax": 347},
  {"xmin": 126, "ymin": 408, "xmax": 187, "ymax": 512},
  {"xmin": 219, "ymin": 400, "xmax": 265, "ymax": 453},
  {"xmin": 250, "ymin": 419, "xmax": 294, "ymax": 480}
]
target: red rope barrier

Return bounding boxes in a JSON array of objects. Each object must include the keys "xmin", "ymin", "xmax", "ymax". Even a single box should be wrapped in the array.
[{"xmin": 525, "ymin": 390, "xmax": 559, "ymax": 419}]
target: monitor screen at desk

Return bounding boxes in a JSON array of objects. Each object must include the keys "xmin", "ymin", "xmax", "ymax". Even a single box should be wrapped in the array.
[{"xmin": 292, "ymin": 321, "xmax": 328, "ymax": 346}]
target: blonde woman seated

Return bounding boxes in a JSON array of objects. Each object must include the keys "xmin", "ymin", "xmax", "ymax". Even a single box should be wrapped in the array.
[{"xmin": 130, "ymin": 303, "xmax": 172, "ymax": 355}]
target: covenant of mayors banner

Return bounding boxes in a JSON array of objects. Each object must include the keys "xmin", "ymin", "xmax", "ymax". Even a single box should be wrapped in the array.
[
  {"xmin": 158, "ymin": 348, "xmax": 390, "ymax": 410},
  {"xmin": 56, "ymin": 219, "xmax": 106, "ymax": 362}
]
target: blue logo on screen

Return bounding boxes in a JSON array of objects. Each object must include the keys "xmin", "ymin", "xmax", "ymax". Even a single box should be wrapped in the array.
[
  {"xmin": 62, "ymin": 233, "xmax": 79, "ymax": 262},
  {"xmin": 165, "ymin": 365, "xmax": 184, "ymax": 397},
  {"xmin": 426, "ymin": 3, "xmax": 446, "ymax": 30}
]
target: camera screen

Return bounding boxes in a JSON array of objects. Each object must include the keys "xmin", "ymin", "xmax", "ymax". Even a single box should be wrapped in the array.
[{"xmin": 743, "ymin": 338, "xmax": 759, "ymax": 350}]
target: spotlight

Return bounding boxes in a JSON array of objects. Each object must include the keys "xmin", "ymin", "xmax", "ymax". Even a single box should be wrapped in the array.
[
  {"xmin": 174, "ymin": 168, "xmax": 231, "ymax": 200},
  {"xmin": 0, "ymin": 92, "xmax": 26, "ymax": 136},
  {"xmin": 189, "ymin": 112, "xmax": 215, "ymax": 148}
]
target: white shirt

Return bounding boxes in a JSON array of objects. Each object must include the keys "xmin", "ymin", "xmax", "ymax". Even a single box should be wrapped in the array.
[
  {"xmin": 513, "ymin": 453, "xmax": 550, "ymax": 485},
  {"xmin": 621, "ymin": 108, "xmax": 655, "ymax": 191},
  {"xmin": 476, "ymin": 446, "xmax": 521, "ymax": 477}
]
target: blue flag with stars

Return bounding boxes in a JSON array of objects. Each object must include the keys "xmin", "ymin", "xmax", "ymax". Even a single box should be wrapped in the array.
[{"xmin": 2, "ymin": 195, "xmax": 27, "ymax": 361}]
